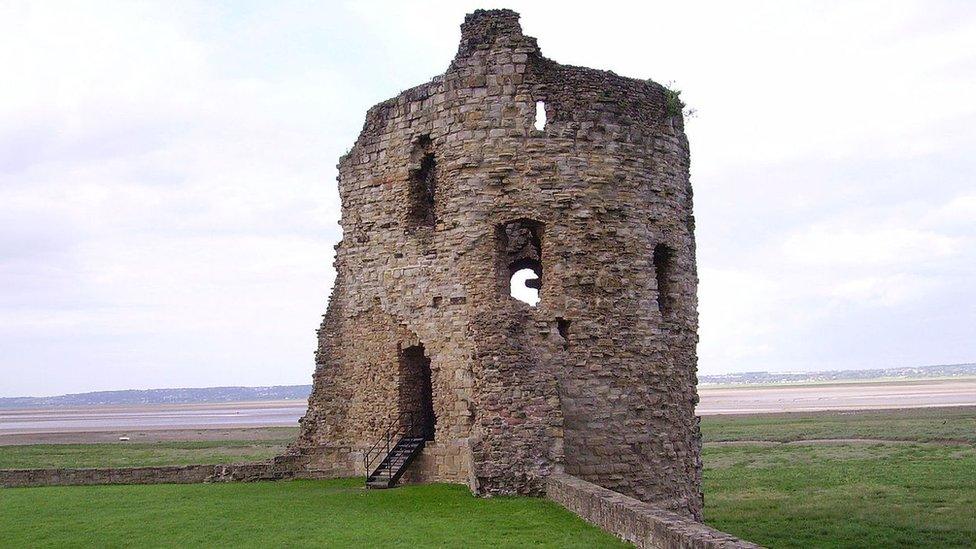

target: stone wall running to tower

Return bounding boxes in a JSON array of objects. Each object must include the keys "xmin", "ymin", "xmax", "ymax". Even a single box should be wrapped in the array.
[{"xmin": 285, "ymin": 9, "xmax": 703, "ymax": 519}]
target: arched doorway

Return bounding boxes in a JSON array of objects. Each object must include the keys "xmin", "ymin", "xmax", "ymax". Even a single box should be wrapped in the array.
[{"xmin": 399, "ymin": 344, "xmax": 436, "ymax": 440}]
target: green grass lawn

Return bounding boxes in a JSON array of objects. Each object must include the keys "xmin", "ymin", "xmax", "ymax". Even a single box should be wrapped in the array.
[
  {"xmin": 0, "ymin": 479, "xmax": 626, "ymax": 548},
  {"xmin": 0, "ymin": 440, "xmax": 288, "ymax": 469},
  {"xmin": 3, "ymin": 407, "xmax": 976, "ymax": 547}
]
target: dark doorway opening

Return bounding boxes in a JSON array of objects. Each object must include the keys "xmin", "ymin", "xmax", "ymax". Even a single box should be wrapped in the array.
[{"xmin": 399, "ymin": 344, "xmax": 436, "ymax": 440}]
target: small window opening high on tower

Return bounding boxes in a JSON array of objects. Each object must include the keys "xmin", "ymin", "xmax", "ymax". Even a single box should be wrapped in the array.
[
  {"xmin": 497, "ymin": 219, "xmax": 544, "ymax": 307},
  {"xmin": 654, "ymin": 243, "xmax": 675, "ymax": 317},
  {"xmin": 408, "ymin": 135, "xmax": 436, "ymax": 227},
  {"xmin": 534, "ymin": 101, "xmax": 547, "ymax": 131}
]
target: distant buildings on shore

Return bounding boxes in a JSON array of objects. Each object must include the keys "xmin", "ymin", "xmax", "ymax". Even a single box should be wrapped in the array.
[{"xmin": 699, "ymin": 363, "xmax": 976, "ymax": 385}]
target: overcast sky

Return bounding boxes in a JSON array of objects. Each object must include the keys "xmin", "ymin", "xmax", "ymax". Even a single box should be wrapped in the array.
[{"xmin": 2, "ymin": 1, "xmax": 974, "ymax": 397}]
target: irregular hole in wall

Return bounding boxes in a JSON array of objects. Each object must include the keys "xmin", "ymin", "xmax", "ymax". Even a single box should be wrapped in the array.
[
  {"xmin": 510, "ymin": 265, "xmax": 541, "ymax": 306},
  {"xmin": 556, "ymin": 317, "xmax": 570, "ymax": 343},
  {"xmin": 497, "ymin": 219, "xmax": 545, "ymax": 306},
  {"xmin": 408, "ymin": 135, "xmax": 436, "ymax": 227},
  {"xmin": 534, "ymin": 101, "xmax": 547, "ymax": 131},
  {"xmin": 653, "ymin": 243, "xmax": 675, "ymax": 317}
]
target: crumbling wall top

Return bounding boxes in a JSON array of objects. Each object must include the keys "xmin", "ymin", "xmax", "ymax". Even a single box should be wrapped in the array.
[{"xmin": 454, "ymin": 9, "xmax": 539, "ymax": 62}]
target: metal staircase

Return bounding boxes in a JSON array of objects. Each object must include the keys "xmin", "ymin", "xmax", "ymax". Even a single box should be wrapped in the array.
[{"xmin": 364, "ymin": 412, "xmax": 427, "ymax": 489}]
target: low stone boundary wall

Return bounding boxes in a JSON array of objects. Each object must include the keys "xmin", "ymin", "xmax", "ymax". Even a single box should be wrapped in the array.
[
  {"xmin": 547, "ymin": 473, "xmax": 760, "ymax": 549},
  {"xmin": 0, "ymin": 462, "xmax": 289, "ymax": 488}
]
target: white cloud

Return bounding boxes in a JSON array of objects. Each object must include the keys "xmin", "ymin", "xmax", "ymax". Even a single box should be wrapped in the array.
[
  {"xmin": 0, "ymin": 2, "xmax": 356, "ymax": 395},
  {"xmin": 827, "ymin": 274, "xmax": 938, "ymax": 307},
  {"xmin": 930, "ymin": 194, "xmax": 976, "ymax": 227},
  {"xmin": 783, "ymin": 226, "xmax": 959, "ymax": 266},
  {"xmin": 698, "ymin": 268, "xmax": 783, "ymax": 361},
  {"xmin": 699, "ymin": 187, "xmax": 975, "ymax": 372}
]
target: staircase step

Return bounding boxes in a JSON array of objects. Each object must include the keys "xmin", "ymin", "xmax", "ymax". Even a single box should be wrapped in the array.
[{"xmin": 364, "ymin": 433, "xmax": 427, "ymax": 489}]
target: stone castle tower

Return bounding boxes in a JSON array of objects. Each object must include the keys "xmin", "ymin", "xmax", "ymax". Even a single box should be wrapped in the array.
[{"xmin": 287, "ymin": 9, "xmax": 702, "ymax": 519}]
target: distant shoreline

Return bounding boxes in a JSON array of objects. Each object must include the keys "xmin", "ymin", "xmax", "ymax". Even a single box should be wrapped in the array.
[
  {"xmin": 0, "ymin": 399, "xmax": 309, "ymax": 414},
  {"xmin": 3, "ymin": 379, "xmax": 974, "ymax": 439},
  {"xmin": 696, "ymin": 378, "xmax": 976, "ymax": 415},
  {"xmin": 5, "ymin": 377, "xmax": 975, "ymax": 410},
  {"xmin": 3, "ymin": 363, "xmax": 973, "ymax": 410}
]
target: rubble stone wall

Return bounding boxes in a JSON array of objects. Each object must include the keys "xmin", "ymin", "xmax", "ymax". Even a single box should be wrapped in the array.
[{"xmin": 289, "ymin": 8, "xmax": 703, "ymax": 518}]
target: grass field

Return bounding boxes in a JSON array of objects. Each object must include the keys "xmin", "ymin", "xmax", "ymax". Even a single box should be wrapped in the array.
[
  {"xmin": 703, "ymin": 442, "xmax": 976, "ymax": 547},
  {"xmin": 2, "ymin": 407, "xmax": 975, "ymax": 547},
  {"xmin": 0, "ymin": 478, "xmax": 625, "ymax": 548},
  {"xmin": 702, "ymin": 407, "xmax": 976, "ymax": 548},
  {"xmin": 0, "ymin": 440, "xmax": 289, "ymax": 469},
  {"xmin": 701, "ymin": 406, "xmax": 976, "ymax": 444}
]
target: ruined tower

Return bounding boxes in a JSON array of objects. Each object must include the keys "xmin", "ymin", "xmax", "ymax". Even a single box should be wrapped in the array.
[{"xmin": 288, "ymin": 9, "xmax": 702, "ymax": 519}]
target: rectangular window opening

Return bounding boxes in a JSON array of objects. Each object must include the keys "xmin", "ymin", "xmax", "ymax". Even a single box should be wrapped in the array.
[{"xmin": 408, "ymin": 136, "xmax": 436, "ymax": 227}]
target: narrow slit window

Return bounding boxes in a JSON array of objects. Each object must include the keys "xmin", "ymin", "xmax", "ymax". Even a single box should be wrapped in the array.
[
  {"xmin": 534, "ymin": 101, "xmax": 547, "ymax": 131},
  {"xmin": 654, "ymin": 243, "xmax": 675, "ymax": 317},
  {"xmin": 408, "ymin": 136, "xmax": 436, "ymax": 227}
]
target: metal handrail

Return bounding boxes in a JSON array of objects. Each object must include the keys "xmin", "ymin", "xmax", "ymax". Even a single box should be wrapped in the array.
[{"xmin": 363, "ymin": 411, "xmax": 417, "ymax": 481}]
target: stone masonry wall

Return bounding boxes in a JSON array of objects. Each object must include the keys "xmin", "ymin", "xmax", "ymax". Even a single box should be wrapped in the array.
[
  {"xmin": 547, "ymin": 473, "xmax": 759, "ymax": 549},
  {"xmin": 289, "ymin": 9, "xmax": 703, "ymax": 518}
]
